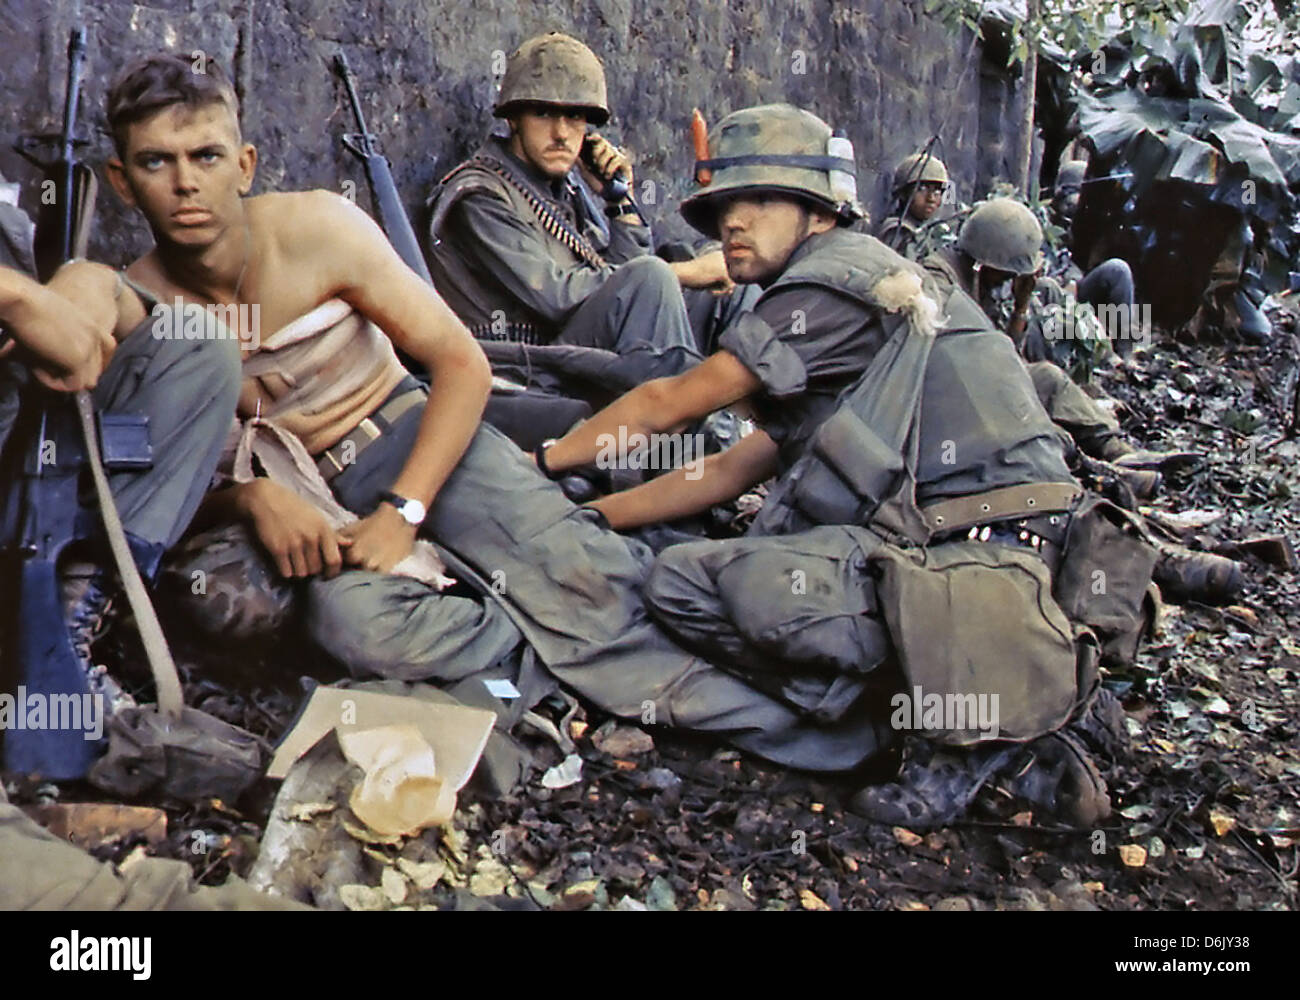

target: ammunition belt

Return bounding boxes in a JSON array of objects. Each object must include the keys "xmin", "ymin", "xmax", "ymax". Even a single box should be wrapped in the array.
[
  {"xmin": 469, "ymin": 319, "xmax": 548, "ymax": 346},
  {"xmin": 443, "ymin": 156, "xmax": 608, "ymax": 271}
]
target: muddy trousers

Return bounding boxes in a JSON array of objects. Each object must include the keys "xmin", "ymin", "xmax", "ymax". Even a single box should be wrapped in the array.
[
  {"xmin": 557, "ymin": 256, "xmax": 702, "ymax": 381},
  {"xmin": 643, "ymin": 526, "xmax": 900, "ymax": 749},
  {"xmin": 1027, "ymin": 360, "xmax": 1122, "ymax": 459},
  {"xmin": 309, "ymin": 410, "xmax": 884, "ymax": 772},
  {"xmin": 0, "ymin": 786, "xmax": 308, "ymax": 910}
]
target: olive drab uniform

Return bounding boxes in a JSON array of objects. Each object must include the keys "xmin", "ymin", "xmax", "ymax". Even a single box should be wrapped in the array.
[
  {"xmin": 922, "ymin": 243, "xmax": 1127, "ymax": 460},
  {"xmin": 425, "ymin": 134, "xmax": 701, "ymax": 384},
  {"xmin": 875, "ymin": 152, "xmax": 950, "ymax": 260},
  {"xmin": 0, "ymin": 784, "xmax": 308, "ymax": 910},
  {"xmin": 644, "ymin": 106, "xmax": 1153, "ymax": 746},
  {"xmin": 645, "ymin": 228, "xmax": 1117, "ymax": 742},
  {"xmin": 0, "ymin": 203, "xmax": 291, "ymax": 910},
  {"xmin": 425, "ymin": 32, "xmax": 702, "ymax": 387}
]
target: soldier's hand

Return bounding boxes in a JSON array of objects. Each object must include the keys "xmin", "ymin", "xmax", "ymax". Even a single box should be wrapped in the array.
[
  {"xmin": 1012, "ymin": 272, "xmax": 1038, "ymax": 311},
  {"xmin": 579, "ymin": 134, "xmax": 633, "ymax": 196},
  {"xmin": 671, "ymin": 250, "xmax": 735, "ymax": 293},
  {"xmin": 339, "ymin": 504, "xmax": 418, "ymax": 574},
  {"xmin": 241, "ymin": 479, "xmax": 348, "ymax": 579}
]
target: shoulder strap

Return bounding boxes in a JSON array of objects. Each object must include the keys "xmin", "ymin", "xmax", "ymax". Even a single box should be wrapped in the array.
[
  {"xmin": 119, "ymin": 273, "xmax": 163, "ymax": 312},
  {"xmin": 452, "ymin": 155, "xmax": 608, "ymax": 271}
]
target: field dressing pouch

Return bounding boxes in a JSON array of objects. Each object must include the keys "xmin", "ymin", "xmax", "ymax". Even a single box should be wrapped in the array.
[
  {"xmin": 749, "ymin": 235, "xmax": 942, "ymax": 539},
  {"xmin": 871, "ymin": 539, "xmax": 1094, "ymax": 745},
  {"xmin": 1052, "ymin": 493, "xmax": 1160, "ymax": 662}
]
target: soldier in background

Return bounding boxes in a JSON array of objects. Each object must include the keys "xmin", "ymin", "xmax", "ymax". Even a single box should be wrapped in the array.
[
  {"xmin": 921, "ymin": 198, "xmax": 1243, "ymax": 604},
  {"xmin": 875, "ymin": 151, "xmax": 950, "ymax": 259},
  {"xmin": 425, "ymin": 32, "xmax": 731, "ymax": 386}
]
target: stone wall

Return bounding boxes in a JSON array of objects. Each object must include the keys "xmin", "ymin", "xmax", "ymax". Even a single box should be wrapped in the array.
[{"xmin": 0, "ymin": 0, "xmax": 1024, "ymax": 266}]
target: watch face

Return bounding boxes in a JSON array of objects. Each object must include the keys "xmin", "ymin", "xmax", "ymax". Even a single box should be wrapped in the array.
[{"xmin": 401, "ymin": 499, "xmax": 426, "ymax": 525}]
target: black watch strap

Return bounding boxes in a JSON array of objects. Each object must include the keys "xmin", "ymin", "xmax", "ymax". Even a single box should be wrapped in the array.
[{"xmin": 534, "ymin": 441, "xmax": 559, "ymax": 480}]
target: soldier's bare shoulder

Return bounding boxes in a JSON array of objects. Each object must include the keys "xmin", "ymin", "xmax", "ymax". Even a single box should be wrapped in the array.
[{"xmin": 250, "ymin": 189, "xmax": 377, "ymax": 262}]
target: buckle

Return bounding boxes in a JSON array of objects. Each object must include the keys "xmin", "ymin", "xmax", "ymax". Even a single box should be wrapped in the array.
[{"xmin": 357, "ymin": 417, "xmax": 380, "ymax": 442}]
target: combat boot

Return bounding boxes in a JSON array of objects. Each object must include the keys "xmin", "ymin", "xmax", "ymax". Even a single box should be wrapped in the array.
[
  {"xmin": 848, "ymin": 736, "xmax": 1019, "ymax": 829},
  {"xmin": 1065, "ymin": 687, "xmax": 1129, "ymax": 767},
  {"xmin": 1150, "ymin": 538, "xmax": 1245, "ymax": 604},
  {"xmin": 1097, "ymin": 435, "xmax": 1200, "ymax": 472},
  {"xmin": 60, "ymin": 561, "xmax": 136, "ymax": 716},
  {"xmin": 1112, "ymin": 465, "xmax": 1162, "ymax": 501},
  {"xmin": 990, "ymin": 730, "xmax": 1112, "ymax": 826}
]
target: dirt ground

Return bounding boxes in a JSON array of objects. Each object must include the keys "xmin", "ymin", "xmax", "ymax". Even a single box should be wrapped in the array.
[{"xmin": 7, "ymin": 306, "xmax": 1298, "ymax": 912}]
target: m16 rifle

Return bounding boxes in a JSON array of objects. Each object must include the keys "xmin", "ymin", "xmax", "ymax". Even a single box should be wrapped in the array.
[
  {"xmin": 1, "ymin": 26, "xmax": 104, "ymax": 778},
  {"xmin": 332, "ymin": 51, "xmax": 434, "ymax": 283},
  {"xmin": 2, "ymin": 30, "xmax": 210, "ymax": 790}
]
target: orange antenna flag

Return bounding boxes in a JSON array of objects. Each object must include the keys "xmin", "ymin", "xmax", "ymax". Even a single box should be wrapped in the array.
[{"xmin": 692, "ymin": 109, "xmax": 711, "ymax": 185}]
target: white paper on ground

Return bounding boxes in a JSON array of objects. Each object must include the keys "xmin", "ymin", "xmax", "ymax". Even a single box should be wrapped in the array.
[
  {"xmin": 483, "ymin": 678, "xmax": 522, "ymax": 700},
  {"xmin": 338, "ymin": 724, "xmax": 457, "ymax": 836},
  {"xmin": 266, "ymin": 686, "xmax": 496, "ymax": 789}
]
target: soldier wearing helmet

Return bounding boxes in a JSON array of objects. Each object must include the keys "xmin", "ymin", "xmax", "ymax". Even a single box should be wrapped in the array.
[
  {"xmin": 1045, "ymin": 159, "xmax": 1143, "ymax": 358},
  {"xmin": 536, "ymin": 105, "xmax": 1130, "ymax": 830},
  {"xmin": 923, "ymin": 199, "xmax": 1237, "ymax": 603},
  {"xmin": 425, "ymin": 32, "xmax": 731, "ymax": 390},
  {"xmin": 875, "ymin": 151, "xmax": 950, "ymax": 258},
  {"xmin": 924, "ymin": 197, "xmax": 1147, "ymax": 464}
]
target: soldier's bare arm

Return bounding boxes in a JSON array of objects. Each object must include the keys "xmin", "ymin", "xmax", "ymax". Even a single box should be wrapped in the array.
[
  {"xmin": 590, "ymin": 429, "xmax": 779, "ymax": 529},
  {"xmin": 0, "ymin": 262, "xmax": 118, "ymax": 390},
  {"xmin": 544, "ymin": 348, "xmax": 762, "ymax": 472},
  {"xmin": 295, "ymin": 191, "xmax": 491, "ymax": 571}
]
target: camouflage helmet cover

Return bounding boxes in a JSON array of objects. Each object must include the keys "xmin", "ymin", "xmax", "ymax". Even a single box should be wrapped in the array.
[
  {"xmin": 681, "ymin": 103, "xmax": 864, "ymax": 238},
  {"xmin": 892, "ymin": 151, "xmax": 949, "ymax": 193},
  {"xmin": 494, "ymin": 32, "xmax": 610, "ymax": 125},
  {"xmin": 957, "ymin": 197, "xmax": 1044, "ymax": 275}
]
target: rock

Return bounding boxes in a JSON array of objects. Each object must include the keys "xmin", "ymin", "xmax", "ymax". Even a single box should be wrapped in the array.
[
  {"xmin": 1, "ymin": 1, "xmax": 1024, "ymax": 270},
  {"xmin": 641, "ymin": 768, "xmax": 681, "ymax": 792},
  {"xmin": 591, "ymin": 722, "xmax": 655, "ymax": 757},
  {"xmin": 560, "ymin": 879, "xmax": 601, "ymax": 910},
  {"xmin": 645, "ymin": 874, "xmax": 677, "ymax": 912},
  {"xmin": 469, "ymin": 856, "xmax": 513, "ymax": 897},
  {"xmin": 934, "ymin": 896, "xmax": 975, "ymax": 911}
]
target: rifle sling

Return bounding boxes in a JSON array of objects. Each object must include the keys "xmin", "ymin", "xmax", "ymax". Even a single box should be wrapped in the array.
[{"xmin": 74, "ymin": 390, "xmax": 184, "ymax": 720}]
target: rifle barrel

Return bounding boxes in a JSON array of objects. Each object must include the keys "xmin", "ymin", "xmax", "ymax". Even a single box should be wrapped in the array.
[
  {"xmin": 333, "ymin": 53, "xmax": 374, "ymax": 155},
  {"xmin": 58, "ymin": 27, "xmax": 87, "ymax": 265}
]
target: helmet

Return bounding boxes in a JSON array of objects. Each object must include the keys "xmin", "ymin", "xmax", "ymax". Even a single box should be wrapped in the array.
[
  {"xmin": 892, "ymin": 152, "xmax": 949, "ymax": 193},
  {"xmin": 680, "ymin": 104, "xmax": 863, "ymax": 238},
  {"xmin": 1055, "ymin": 159, "xmax": 1088, "ymax": 196},
  {"xmin": 957, "ymin": 198, "xmax": 1044, "ymax": 274},
  {"xmin": 494, "ymin": 33, "xmax": 610, "ymax": 126}
]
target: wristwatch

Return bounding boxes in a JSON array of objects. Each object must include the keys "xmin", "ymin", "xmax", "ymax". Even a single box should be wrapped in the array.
[{"xmin": 379, "ymin": 490, "xmax": 426, "ymax": 526}]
